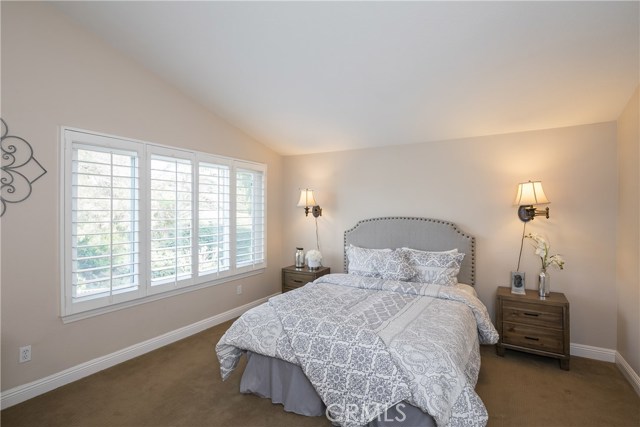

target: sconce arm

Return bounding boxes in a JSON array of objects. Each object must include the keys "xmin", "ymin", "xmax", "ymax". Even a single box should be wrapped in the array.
[{"xmin": 518, "ymin": 205, "xmax": 550, "ymax": 222}]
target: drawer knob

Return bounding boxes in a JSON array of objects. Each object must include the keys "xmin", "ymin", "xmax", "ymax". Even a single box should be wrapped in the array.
[
  {"xmin": 523, "ymin": 312, "xmax": 540, "ymax": 317},
  {"xmin": 524, "ymin": 336, "xmax": 540, "ymax": 341},
  {"xmin": 293, "ymin": 280, "xmax": 303, "ymax": 283}
]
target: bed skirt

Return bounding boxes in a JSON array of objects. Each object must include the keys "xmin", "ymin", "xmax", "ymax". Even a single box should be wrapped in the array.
[{"xmin": 240, "ymin": 351, "xmax": 436, "ymax": 427}]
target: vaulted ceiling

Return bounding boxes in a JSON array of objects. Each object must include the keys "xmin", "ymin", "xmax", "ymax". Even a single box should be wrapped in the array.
[{"xmin": 55, "ymin": 1, "xmax": 639, "ymax": 155}]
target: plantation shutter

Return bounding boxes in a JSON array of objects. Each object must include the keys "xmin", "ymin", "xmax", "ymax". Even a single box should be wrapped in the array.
[
  {"xmin": 235, "ymin": 167, "xmax": 265, "ymax": 268},
  {"xmin": 149, "ymin": 154, "xmax": 193, "ymax": 287},
  {"xmin": 198, "ymin": 162, "xmax": 231, "ymax": 276},
  {"xmin": 70, "ymin": 144, "xmax": 140, "ymax": 303}
]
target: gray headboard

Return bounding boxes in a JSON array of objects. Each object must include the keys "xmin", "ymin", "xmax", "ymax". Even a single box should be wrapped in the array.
[{"xmin": 344, "ymin": 217, "xmax": 476, "ymax": 286}]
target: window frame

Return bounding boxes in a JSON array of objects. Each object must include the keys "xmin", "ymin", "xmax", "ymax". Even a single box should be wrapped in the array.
[{"xmin": 60, "ymin": 127, "xmax": 267, "ymax": 322}]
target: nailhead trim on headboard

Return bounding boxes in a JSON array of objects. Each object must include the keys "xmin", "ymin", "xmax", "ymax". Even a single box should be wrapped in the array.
[{"xmin": 343, "ymin": 216, "xmax": 476, "ymax": 286}]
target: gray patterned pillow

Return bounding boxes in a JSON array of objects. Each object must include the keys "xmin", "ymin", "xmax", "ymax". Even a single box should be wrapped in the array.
[
  {"xmin": 376, "ymin": 249, "xmax": 416, "ymax": 281},
  {"xmin": 346, "ymin": 245, "xmax": 391, "ymax": 277},
  {"xmin": 402, "ymin": 248, "xmax": 465, "ymax": 286}
]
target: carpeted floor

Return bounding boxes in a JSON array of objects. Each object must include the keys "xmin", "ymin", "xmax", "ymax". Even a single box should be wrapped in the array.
[{"xmin": 2, "ymin": 319, "xmax": 638, "ymax": 427}]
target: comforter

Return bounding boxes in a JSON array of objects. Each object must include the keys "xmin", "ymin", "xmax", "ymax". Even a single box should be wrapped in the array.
[{"xmin": 216, "ymin": 274, "xmax": 499, "ymax": 427}]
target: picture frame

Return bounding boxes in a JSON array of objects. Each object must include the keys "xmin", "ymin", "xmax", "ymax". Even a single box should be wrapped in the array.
[{"xmin": 511, "ymin": 271, "xmax": 526, "ymax": 295}]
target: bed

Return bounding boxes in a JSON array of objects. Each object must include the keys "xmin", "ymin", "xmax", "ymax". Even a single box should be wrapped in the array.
[{"xmin": 216, "ymin": 217, "xmax": 498, "ymax": 427}]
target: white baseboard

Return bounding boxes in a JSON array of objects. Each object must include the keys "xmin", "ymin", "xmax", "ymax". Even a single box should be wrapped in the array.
[
  {"xmin": 570, "ymin": 344, "xmax": 640, "ymax": 394},
  {"xmin": 615, "ymin": 352, "xmax": 640, "ymax": 397},
  {"xmin": 0, "ymin": 293, "xmax": 279, "ymax": 410},
  {"xmin": 570, "ymin": 343, "xmax": 616, "ymax": 362},
  {"xmin": 2, "ymin": 309, "xmax": 634, "ymax": 409}
]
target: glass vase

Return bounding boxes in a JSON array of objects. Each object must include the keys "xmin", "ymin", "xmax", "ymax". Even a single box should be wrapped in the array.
[
  {"xmin": 308, "ymin": 259, "xmax": 321, "ymax": 270},
  {"xmin": 295, "ymin": 248, "xmax": 305, "ymax": 268},
  {"xmin": 538, "ymin": 269, "xmax": 550, "ymax": 298}
]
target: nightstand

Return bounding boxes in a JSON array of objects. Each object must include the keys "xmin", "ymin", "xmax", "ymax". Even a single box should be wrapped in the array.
[
  {"xmin": 496, "ymin": 286, "xmax": 570, "ymax": 370},
  {"xmin": 282, "ymin": 265, "xmax": 330, "ymax": 293}
]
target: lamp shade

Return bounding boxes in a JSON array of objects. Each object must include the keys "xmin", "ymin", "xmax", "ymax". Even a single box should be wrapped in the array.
[
  {"xmin": 514, "ymin": 181, "xmax": 550, "ymax": 206},
  {"xmin": 297, "ymin": 189, "xmax": 318, "ymax": 207}
]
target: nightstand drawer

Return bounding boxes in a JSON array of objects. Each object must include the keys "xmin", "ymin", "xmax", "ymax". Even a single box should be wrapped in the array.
[
  {"xmin": 282, "ymin": 265, "xmax": 330, "ymax": 293},
  {"xmin": 283, "ymin": 272, "xmax": 310, "ymax": 289},
  {"xmin": 502, "ymin": 321, "xmax": 564, "ymax": 354},
  {"xmin": 503, "ymin": 300, "xmax": 563, "ymax": 328},
  {"xmin": 282, "ymin": 273, "xmax": 313, "ymax": 289}
]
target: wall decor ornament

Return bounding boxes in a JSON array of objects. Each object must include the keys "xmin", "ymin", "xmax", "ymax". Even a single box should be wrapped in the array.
[{"xmin": 0, "ymin": 118, "xmax": 47, "ymax": 216}]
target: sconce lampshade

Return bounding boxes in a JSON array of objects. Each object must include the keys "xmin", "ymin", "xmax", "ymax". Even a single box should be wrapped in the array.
[
  {"xmin": 297, "ymin": 188, "xmax": 322, "ymax": 218},
  {"xmin": 514, "ymin": 181, "xmax": 550, "ymax": 206},
  {"xmin": 297, "ymin": 189, "xmax": 318, "ymax": 208},
  {"xmin": 514, "ymin": 180, "xmax": 550, "ymax": 222}
]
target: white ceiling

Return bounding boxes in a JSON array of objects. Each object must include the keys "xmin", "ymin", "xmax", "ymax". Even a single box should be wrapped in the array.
[{"xmin": 54, "ymin": 1, "xmax": 639, "ymax": 155}]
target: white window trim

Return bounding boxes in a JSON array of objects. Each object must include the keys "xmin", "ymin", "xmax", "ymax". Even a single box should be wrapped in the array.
[
  {"xmin": 60, "ymin": 127, "xmax": 267, "ymax": 322},
  {"xmin": 61, "ymin": 269, "xmax": 264, "ymax": 324}
]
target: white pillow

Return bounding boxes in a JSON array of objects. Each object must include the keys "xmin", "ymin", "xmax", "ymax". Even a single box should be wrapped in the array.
[
  {"xmin": 402, "ymin": 247, "xmax": 458, "ymax": 254},
  {"xmin": 455, "ymin": 283, "xmax": 478, "ymax": 298},
  {"xmin": 402, "ymin": 248, "xmax": 465, "ymax": 286}
]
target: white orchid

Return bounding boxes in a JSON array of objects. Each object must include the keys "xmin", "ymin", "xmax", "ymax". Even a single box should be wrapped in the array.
[
  {"xmin": 547, "ymin": 254, "xmax": 565, "ymax": 270},
  {"xmin": 525, "ymin": 233, "xmax": 565, "ymax": 271}
]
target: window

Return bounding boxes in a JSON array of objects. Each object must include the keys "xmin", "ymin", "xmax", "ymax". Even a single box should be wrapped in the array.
[{"xmin": 62, "ymin": 129, "xmax": 266, "ymax": 319}]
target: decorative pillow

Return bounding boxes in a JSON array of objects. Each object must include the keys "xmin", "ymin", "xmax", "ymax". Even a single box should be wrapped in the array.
[
  {"xmin": 376, "ymin": 249, "xmax": 416, "ymax": 281},
  {"xmin": 402, "ymin": 248, "xmax": 465, "ymax": 286},
  {"xmin": 346, "ymin": 245, "xmax": 391, "ymax": 277}
]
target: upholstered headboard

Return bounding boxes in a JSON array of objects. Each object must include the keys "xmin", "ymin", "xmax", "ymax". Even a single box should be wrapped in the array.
[{"xmin": 343, "ymin": 217, "xmax": 476, "ymax": 286}]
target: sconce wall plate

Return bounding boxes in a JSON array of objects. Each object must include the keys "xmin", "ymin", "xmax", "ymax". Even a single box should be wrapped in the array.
[{"xmin": 1, "ymin": 118, "xmax": 47, "ymax": 216}]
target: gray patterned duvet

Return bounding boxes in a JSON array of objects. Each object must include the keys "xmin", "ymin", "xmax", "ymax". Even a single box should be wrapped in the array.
[{"xmin": 216, "ymin": 273, "xmax": 499, "ymax": 427}]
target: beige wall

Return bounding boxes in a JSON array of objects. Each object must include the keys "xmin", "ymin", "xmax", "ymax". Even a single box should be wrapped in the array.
[
  {"xmin": 616, "ymin": 87, "xmax": 639, "ymax": 375},
  {"xmin": 283, "ymin": 122, "xmax": 618, "ymax": 350},
  {"xmin": 1, "ymin": 2, "xmax": 283, "ymax": 391},
  {"xmin": 1, "ymin": 0, "xmax": 633, "ymax": 397}
]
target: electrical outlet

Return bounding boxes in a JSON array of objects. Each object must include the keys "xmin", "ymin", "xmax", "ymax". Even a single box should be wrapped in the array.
[
  {"xmin": 19, "ymin": 345, "xmax": 31, "ymax": 363},
  {"xmin": 236, "ymin": 285, "xmax": 242, "ymax": 295}
]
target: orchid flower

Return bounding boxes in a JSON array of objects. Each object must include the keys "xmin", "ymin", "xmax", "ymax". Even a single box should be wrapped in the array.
[{"xmin": 525, "ymin": 233, "xmax": 565, "ymax": 271}]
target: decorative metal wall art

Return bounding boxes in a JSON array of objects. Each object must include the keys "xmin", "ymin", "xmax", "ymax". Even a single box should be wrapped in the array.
[{"xmin": 1, "ymin": 118, "xmax": 47, "ymax": 216}]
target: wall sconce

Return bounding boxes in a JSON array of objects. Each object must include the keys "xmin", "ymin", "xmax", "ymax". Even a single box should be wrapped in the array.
[
  {"xmin": 297, "ymin": 188, "xmax": 322, "ymax": 218},
  {"xmin": 514, "ymin": 180, "xmax": 550, "ymax": 222}
]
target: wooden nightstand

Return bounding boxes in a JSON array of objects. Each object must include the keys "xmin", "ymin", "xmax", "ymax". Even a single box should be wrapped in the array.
[
  {"xmin": 496, "ymin": 286, "xmax": 570, "ymax": 370},
  {"xmin": 282, "ymin": 265, "xmax": 330, "ymax": 293}
]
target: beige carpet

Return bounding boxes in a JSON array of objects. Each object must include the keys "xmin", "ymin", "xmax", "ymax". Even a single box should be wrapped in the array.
[{"xmin": 2, "ymin": 319, "xmax": 638, "ymax": 427}]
